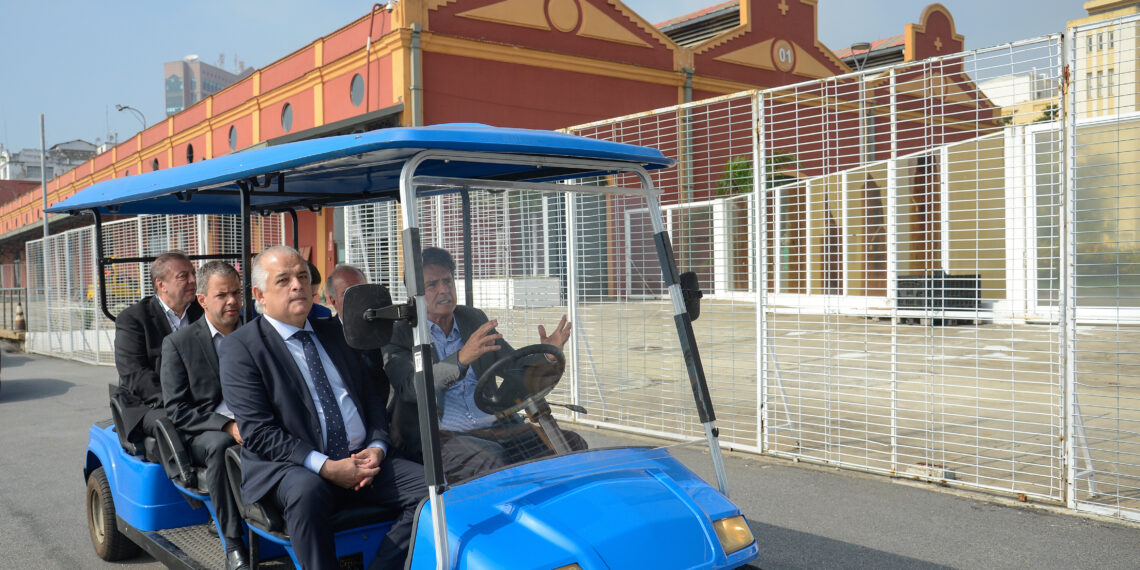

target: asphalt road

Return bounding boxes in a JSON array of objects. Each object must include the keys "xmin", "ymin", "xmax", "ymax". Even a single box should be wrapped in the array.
[{"xmin": 2, "ymin": 349, "xmax": 1138, "ymax": 569}]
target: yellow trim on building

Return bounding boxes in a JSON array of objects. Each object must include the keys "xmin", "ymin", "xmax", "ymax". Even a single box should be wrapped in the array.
[{"xmin": 423, "ymin": 32, "xmax": 682, "ymax": 85}]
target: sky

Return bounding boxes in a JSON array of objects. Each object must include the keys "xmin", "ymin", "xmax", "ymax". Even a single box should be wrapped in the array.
[{"xmin": 0, "ymin": 0, "xmax": 1089, "ymax": 155}]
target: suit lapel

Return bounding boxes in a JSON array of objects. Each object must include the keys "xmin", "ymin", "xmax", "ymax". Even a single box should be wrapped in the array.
[
  {"xmin": 454, "ymin": 306, "xmax": 492, "ymax": 378},
  {"xmin": 257, "ymin": 318, "xmax": 321, "ymax": 426},
  {"xmin": 191, "ymin": 318, "xmax": 219, "ymax": 376},
  {"xmin": 148, "ymin": 296, "xmax": 173, "ymax": 336}
]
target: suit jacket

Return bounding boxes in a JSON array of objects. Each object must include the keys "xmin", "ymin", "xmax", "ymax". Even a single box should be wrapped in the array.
[
  {"xmin": 113, "ymin": 296, "xmax": 204, "ymax": 433},
  {"xmin": 219, "ymin": 315, "xmax": 392, "ymax": 504},
  {"xmin": 160, "ymin": 317, "xmax": 232, "ymax": 437},
  {"xmin": 332, "ymin": 315, "xmax": 390, "ymax": 408},
  {"xmin": 382, "ymin": 305, "xmax": 519, "ymax": 462}
]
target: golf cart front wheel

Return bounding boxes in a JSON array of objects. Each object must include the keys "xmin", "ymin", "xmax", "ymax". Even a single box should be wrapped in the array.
[{"xmin": 86, "ymin": 466, "xmax": 139, "ymax": 561}]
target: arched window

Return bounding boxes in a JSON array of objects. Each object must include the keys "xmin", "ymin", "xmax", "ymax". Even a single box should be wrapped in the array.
[{"xmin": 281, "ymin": 103, "xmax": 293, "ymax": 133}]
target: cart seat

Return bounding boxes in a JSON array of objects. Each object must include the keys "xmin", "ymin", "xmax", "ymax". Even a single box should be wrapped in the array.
[{"xmin": 108, "ymin": 384, "xmax": 162, "ymax": 463}]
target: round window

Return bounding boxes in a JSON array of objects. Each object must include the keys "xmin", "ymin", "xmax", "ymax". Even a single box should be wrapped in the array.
[
  {"xmin": 281, "ymin": 103, "xmax": 293, "ymax": 133},
  {"xmin": 350, "ymin": 74, "xmax": 365, "ymax": 107},
  {"xmin": 228, "ymin": 125, "xmax": 238, "ymax": 150},
  {"xmin": 152, "ymin": 159, "xmax": 160, "ymax": 171},
  {"xmin": 186, "ymin": 144, "xmax": 194, "ymax": 164}
]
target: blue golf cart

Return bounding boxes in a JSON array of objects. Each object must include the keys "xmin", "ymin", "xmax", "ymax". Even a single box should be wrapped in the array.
[{"xmin": 54, "ymin": 124, "xmax": 759, "ymax": 569}]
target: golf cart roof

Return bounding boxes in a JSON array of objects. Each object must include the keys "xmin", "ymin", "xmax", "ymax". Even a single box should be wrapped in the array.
[{"xmin": 46, "ymin": 123, "xmax": 675, "ymax": 216}]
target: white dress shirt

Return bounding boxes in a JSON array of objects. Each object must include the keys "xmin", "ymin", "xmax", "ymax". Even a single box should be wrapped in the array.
[
  {"xmin": 262, "ymin": 314, "xmax": 384, "ymax": 473},
  {"xmin": 156, "ymin": 296, "xmax": 191, "ymax": 332},
  {"xmin": 204, "ymin": 317, "xmax": 235, "ymax": 420}
]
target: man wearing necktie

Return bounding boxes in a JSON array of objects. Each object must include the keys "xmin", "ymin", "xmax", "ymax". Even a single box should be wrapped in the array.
[{"xmin": 220, "ymin": 246, "xmax": 426, "ymax": 570}]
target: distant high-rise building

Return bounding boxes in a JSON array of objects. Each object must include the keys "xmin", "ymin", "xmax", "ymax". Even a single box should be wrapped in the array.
[{"xmin": 164, "ymin": 55, "xmax": 252, "ymax": 116}]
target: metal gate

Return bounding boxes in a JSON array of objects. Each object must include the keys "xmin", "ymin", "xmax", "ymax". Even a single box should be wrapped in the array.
[{"xmin": 1066, "ymin": 14, "xmax": 1140, "ymax": 520}]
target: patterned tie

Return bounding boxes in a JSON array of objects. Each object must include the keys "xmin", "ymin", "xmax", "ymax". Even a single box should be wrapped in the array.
[{"xmin": 293, "ymin": 331, "xmax": 351, "ymax": 460}]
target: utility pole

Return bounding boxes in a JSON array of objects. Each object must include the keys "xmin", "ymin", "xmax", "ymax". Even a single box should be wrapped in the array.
[{"xmin": 40, "ymin": 114, "xmax": 48, "ymax": 240}]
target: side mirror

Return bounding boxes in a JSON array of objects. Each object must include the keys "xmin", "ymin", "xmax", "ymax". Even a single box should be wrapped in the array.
[
  {"xmin": 342, "ymin": 284, "xmax": 413, "ymax": 350},
  {"xmin": 679, "ymin": 271, "xmax": 703, "ymax": 321}
]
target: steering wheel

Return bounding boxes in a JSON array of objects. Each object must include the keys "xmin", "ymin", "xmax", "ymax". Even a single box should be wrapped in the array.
[{"xmin": 474, "ymin": 344, "xmax": 565, "ymax": 418}]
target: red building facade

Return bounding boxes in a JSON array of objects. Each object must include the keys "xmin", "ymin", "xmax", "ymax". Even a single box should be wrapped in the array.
[{"xmin": 2, "ymin": 0, "xmax": 966, "ymax": 279}]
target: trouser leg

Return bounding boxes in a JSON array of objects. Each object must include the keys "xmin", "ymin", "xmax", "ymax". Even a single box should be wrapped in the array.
[
  {"xmin": 440, "ymin": 431, "xmax": 510, "ymax": 482},
  {"xmin": 359, "ymin": 456, "xmax": 427, "ymax": 570},
  {"xmin": 189, "ymin": 431, "xmax": 241, "ymax": 544},
  {"xmin": 273, "ymin": 466, "xmax": 338, "ymax": 569},
  {"xmin": 502, "ymin": 425, "xmax": 588, "ymax": 463},
  {"xmin": 139, "ymin": 407, "xmax": 167, "ymax": 439}
]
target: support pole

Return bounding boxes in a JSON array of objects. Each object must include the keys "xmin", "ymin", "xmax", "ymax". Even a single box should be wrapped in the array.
[
  {"xmin": 40, "ymin": 114, "xmax": 48, "ymax": 240},
  {"xmin": 462, "ymin": 190, "xmax": 474, "ymax": 306},
  {"xmin": 238, "ymin": 181, "xmax": 254, "ymax": 322}
]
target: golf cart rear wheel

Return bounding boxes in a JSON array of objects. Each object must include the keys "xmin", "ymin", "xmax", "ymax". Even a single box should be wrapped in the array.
[{"xmin": 86, "ymin": 466, "xmax": 139, "ymax": 561}]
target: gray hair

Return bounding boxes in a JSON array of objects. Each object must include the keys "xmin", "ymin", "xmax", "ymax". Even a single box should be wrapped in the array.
[
  {"xmin": 195, "ymin": 261, "xmax": 239, "ymax": 295},
  {"xmin": 327, "ymin": 263, "xmax": 367, "ymax": 302},
  {"xmin": 151, "ymin": 250, "xmax": 191, "ymax": 286},
  {"xmin": 251, "ymin": 245, "xmax": 305, "ymax": 290}
]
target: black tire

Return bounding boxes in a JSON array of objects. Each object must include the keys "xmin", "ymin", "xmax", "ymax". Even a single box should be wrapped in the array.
[{"xmin": 86, "ymin": 466, "xmax": 139, "ymax": 561}]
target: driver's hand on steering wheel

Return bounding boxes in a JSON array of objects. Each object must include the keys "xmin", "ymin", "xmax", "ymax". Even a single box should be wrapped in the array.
[
  {"xmin": 458, "ymin": 320, "xmax": 503, "ymax": 366},
  {"xmin": 538, "ymin": 314, "xmax": 572, "ymax": 350}
]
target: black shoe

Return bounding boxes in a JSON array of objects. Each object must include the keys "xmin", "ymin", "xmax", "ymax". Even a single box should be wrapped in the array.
[
  {"xmin": 207, "ymin": 519, "xmax": 218, "ymax": 537},
  {"xmin": 225, "ymin": 547, "xmax": 250, "ymax": 570}
]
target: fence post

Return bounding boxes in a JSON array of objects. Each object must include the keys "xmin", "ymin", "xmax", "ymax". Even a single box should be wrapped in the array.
[
  {"xmin": 888, "ymin": 65, "xmax": 900, "ymax": 475},
  {"xmin": 565, "ymin": 186, "xmax": 582, "ymax": 418},
  {"xmin": 755, "ymin": 90, "xmax": 770, "ymax": 452},
  {"xmin": 1061, "ymin": 24, "xmax": 1080, "ymax": 510}
]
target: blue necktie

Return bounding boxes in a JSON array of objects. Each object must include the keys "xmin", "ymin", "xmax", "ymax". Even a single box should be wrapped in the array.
[{"xmin": 293, "ymin": 331, "xmax": 350, "ymax": 460}]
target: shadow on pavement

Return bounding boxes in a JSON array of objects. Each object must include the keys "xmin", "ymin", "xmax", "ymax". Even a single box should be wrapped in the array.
[
  {"xmin": 742, "ymin": 521, "xmax": 954, "ymax": 570},
  {"xmin": 0, "ymin": 378, "xmax": 75, "ymax": 403},
  {"xmin": 0, "ymin": 351, "xmax": 31, "ymax": 369}
]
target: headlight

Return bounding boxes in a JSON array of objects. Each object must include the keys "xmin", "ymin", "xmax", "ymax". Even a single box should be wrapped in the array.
[{"xmin": 713, "ymin": 515, "xmax": 755, "ymax": 555}]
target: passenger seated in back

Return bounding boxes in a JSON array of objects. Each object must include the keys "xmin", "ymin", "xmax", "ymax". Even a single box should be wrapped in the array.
[
  {"xmin": 308, "ymin": 261, "xmax": 333, "ymax": 319},
  {"xmin": 113, "ymin": 251, "xmax": 203, "ymax": 443},
  {"xmin": 160, "ymin": 261, "xmax": 249, "ymax": 570},
  {"xmin": 326, "ymin": 263, "xmax": 388, "ymax": 405}
]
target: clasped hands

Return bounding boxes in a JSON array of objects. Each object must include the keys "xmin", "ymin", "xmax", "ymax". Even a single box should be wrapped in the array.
[{"xmin": 319, "ymin": 447, "xmax": 386, "ymax": 490}]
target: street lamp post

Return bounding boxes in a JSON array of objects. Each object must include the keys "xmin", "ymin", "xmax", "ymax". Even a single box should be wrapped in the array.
[{"xmin": 115, "ymin": 104, "xmax": 147, "ymax": 131}]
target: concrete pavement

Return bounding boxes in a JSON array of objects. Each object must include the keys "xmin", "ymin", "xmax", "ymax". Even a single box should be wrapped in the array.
[{"xmin": 2, "ymin": 349, "xmax": 1138, "ymax": 569}]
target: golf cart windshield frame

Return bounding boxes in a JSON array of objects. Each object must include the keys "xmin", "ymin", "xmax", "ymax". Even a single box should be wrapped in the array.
[
  {"xmin": 48, "ymin": 126, "xmax": 727, "ymax": 569},
  {"xmin": 395, "ymin": 149, "xmax": 727, "ymax": 569}
]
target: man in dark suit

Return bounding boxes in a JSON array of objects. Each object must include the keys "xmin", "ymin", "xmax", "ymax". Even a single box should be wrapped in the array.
[
  {"xmin": 326, "ymin": 263, "xmax": 389, "ymax": 406},
  {"xmin": 326, "ymin": 263, "xmax": 367, "ymax": 318},
  {"xmin": 160, "ymin": 261, "xmax": 249, "ymax": 570},
  {"xmin": 383, "ymin": 247, "xmax": 585, "ymax": 482},
  {"xmin": 114, "ymin": 250, "xmax": 203, "ymax": 442},
  {"xmin": 220, "ymin": 245, "xmax": 425, "ymax": 570}
]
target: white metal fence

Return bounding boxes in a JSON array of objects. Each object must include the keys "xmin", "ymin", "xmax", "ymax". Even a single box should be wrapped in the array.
[
  {"xmin": 25, "ymin": 214, "xmax": 283, "ymax": 364},
  {"xmin": 1067, "ymin": 14, "xmax": 1140, "ymax": 521},
  {"xmin": 349, "ymin": 24, "xmax": 1140, "ymax": 522},
  {"xmin": 21, "ymin": 15, "xmax": 1140, "ymax": 523}
]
